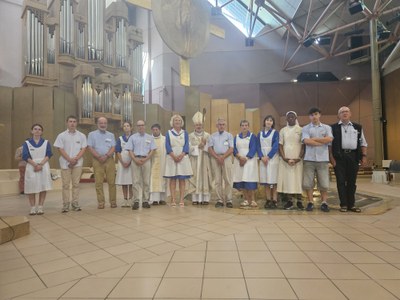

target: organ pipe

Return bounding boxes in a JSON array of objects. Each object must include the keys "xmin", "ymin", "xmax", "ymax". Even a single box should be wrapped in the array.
[{"xmin": 26, "ymin": 9, "xmax": 44, "ymax": 76}]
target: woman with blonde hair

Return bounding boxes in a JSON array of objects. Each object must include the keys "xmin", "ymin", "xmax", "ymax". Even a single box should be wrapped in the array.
[{"xmin": 164, "ymin": 114, "xmax": 193, "ymax": 207}]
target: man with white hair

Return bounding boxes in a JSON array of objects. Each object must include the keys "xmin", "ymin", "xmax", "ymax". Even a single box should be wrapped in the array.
[
  {"xmin": 329, "ymin": 106, "xmax": 367, "ymax": 213},
  {"xmin": 188, "ymin": 111, "xmax": 212, "ymax": 205}
]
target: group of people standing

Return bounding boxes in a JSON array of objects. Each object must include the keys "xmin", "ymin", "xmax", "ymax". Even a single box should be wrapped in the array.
[{"xmin": 17, "ymin": 105, "xmax": 367, "ymax": 215}]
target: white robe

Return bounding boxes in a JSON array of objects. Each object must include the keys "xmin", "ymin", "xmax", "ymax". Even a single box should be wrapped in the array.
[
  {"xmin": 277, "ymin": 125, "xmax": 303, "ymax": 194},
  {"xmin": 115, "ymin": 136, "xmax": 133, "ymax": 185},
  {"xmin": 24, "ymin": 140, "xmax": 52, "ymax": 194},
  {"xmin": 188, "ymin": 131, "xmax": 212, "ymax": 201}
]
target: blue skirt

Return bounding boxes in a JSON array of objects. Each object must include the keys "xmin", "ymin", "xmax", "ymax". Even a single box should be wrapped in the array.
[
  {"xmin": 164, "ymin": 175, "xmax": 191, "ymax": 180},
  {"xmin": 233, "ymin": 182, "xmax": 258, "ymax": 190}
]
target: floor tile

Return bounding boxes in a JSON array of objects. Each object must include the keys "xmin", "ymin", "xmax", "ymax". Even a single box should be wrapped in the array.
[
  {"xmin": 266, "ymin": 241, "xmax": 300, "ymax": 251},
  {"xmin": 171, "ymin": 250, "xmax": 206, "ymax": 262},
  {"xmin": 82, "ymin": 256, "xmax": 127, "ymax": 275},
  {"xmin": 306, "ymin": 251, "xmax": 349, "ymax": 263},
  {"xmin": 339, "ymin": 251, "xmax": 386, "ymax": 263},
  {"xmin": 279, "ymin": 263, "xmax": 326, "ymax": 278},
  {"xmin": 204, "ymin": 262, "xmax": 243, "ymax": 278},
  {"xmin": 32, "ymin": 257, "xmax": 77, "ymax": 275},
  {"xmin": 202, "ymin": 278, "xmax": 248, "ymax": 299},
  {"xmin": 373, "ymin": 251, "xmax": 400, "ymax": 263},
  {"xmin": 238, "ymin": 250, "xmax": 275, "ymax": 262},
  {"xmin": 164, "ymin": 262, "xmax": 204, "ymax": 278},
  {"xmin": 317, "ymin": 263, "xmax": 369, "ymax": 279},
  {"xmin": 355, "ymin": 264, "xmax": 400, "ymax": 279},
  {"xmin": 334, "ymin": 279, "xmax": 398, "ymax": 300},
  {"xmin": 0, "ymin": 266, "xmax": 37, "ymax": 286},
  {"xmin": 206, "ymin": 251, "xmax": 240, "ymax": 262},
  {"xmin": 125, "ymin": 262, "xmax": 168, "ymax": 277},
  {"xmin": 207, "ymin": 241, "xmax": 237, "ymax": 251},
  {"xmin": 377, "ymin": 279, "xmax": 400, "ymax": 298},
  {"xmin": 62, "ymin": 278, "xmax": 119, "ymax": 298},
  {"xmin": 236, "ymin": 241, "xmax": 268, "ymax": 251},
  {"xmin": 242, "ymin": 262, "xmax": 284, "ymax": 278},
  {"xmin": 296, "ymin": 241, "xmax": 332, "ymax": 251},
  {"xmin": 272, "ymin": 251, "xmax": 311, "ymax": 263},
  {"xmin": 0, "ymin": 277, "xmax": 46, "ymax": 299},
  {"xmin": 289, "ymin": 279, "xmax": 347, "ymax": 300},
  {"xmin": 155, "ymin": 278, "xmax": 202, "ymax": 299},
  {"xmin": 108, "ymin": 278, "xmax": 161, "ymax": 298},
  {"xmin": 39, "ymin": 265, "xmax": 90, "ymax": 287},
  {"xmin": 246, "ymin": 278, "xmax": 297, "ymax": 299}
]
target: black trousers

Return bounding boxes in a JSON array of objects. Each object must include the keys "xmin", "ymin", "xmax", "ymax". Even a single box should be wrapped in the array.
[{"xmin": 333, "ymin": 152, "xmax": 359, "ymax": 208}]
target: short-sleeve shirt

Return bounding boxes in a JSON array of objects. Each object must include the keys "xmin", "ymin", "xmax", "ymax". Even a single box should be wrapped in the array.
[
  {"xmin": 125, "ymin": 133, "xmax": 156, "ymax": 156},
  {"xmin": 302, "ymin": 122, "xmax": 333, "ymax": 162},
  {"xmin": 54, "ymin": 130, "xmax": 87, "ymax": 169},
  {"xmin": 87, "ymin": 129, "xmax": 116, "ymax": 156},
  {"xmin": 208, "ymin": 131, "xmax": 233, "ymax": 155}
]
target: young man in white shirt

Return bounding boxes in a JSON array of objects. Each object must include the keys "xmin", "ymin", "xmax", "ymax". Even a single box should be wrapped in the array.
[{"xmin": 54, "ymin": 115, "xmax": 87, "ymax": 212}]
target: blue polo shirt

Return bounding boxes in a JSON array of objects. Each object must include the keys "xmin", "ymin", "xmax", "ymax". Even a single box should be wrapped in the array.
[
  {"xmin": 302, "ymin": 122, "xmax": 333, "ymax": 162},
  {"xmin": 87, "ymin": 129, "xmax": 116, "ymax": 156},
  {"xmin": 208, "ymin": 131, "xmax": 233, "ymax": 155},
  {"xmin": 125, "ymin": 132, "xmax": 156, "ymax": 156}
]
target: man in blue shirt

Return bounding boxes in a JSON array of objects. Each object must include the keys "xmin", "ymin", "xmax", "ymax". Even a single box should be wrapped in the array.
[
  {"xmin": 126, "ymin": 120, "xmax": 156, "ymax": 210},
  {"xmin": 302, "ymin": 108, "xmax": 333, "ymax": 212},
  {"xmin": 208, "ymin": 118, "xmax": 234, "ymax": 208},
  {"xmin": 88, "ymin": 117, "xmax": 117, "ymax": 209}
]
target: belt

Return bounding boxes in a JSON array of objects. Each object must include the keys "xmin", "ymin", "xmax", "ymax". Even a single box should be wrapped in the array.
[
  {"xmin": 342, "ymin": 149, "xmax": 356, "ymax": 153},
  {"xmin": 135, "ymin": 155, "xmax": 147, "ymax": 158}
]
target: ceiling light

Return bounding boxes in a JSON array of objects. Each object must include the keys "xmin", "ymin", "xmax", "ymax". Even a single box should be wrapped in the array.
[
  {"xmin": 348, "ymin": 0, "xmax": 364, "ymax": 15},
  {"xmin": 245, "ymin": 37, "xmax": 254, "ymax": 47},
  {"xmin": 342, "ymin": 76, "xmax": 352, "ymax": 80},
  {"xmin": 315, "ymin": 36, "xmax": 331, "ymax": 45},
  {"xmin": 291, "ymin": 79, "xmax": 298, "ymax": 83},
  {"xmin": 303, "ymin": 36, "xmax": 316, "ymax": 48}
]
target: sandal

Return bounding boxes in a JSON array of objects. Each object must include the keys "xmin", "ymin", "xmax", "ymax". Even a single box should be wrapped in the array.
[
  {"xmin": 170, "ymin": 201, "xmax": 176, "ymax": 207},
  {"xmin": 349, "ymin": 207, "xmax": 361, "ymax": 213},
  {"xmin": 340, "ymin": 207, "xmax": 347, "ymax": 212},
  {"xmin": 250, "ymin": 201, "xmax": 258, "ymax": 208},
  {"xmin": 180, "ymin": 202, "xmax": 185, "ymax": 207}
]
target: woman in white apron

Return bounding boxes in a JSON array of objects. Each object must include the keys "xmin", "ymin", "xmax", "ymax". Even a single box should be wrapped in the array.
[
  {"xmin": 22, "ymin": 124, "xmax": 53, "ymax": 215},
  {"xmin": 115, "ymin": 122, "xmax": 133, "ymax": 207},
  {"xmin": 164, "ymin": 114, "xmax": 193, "ymax": 207},
  {"xmin": 233, "ymin": 120, "xmax": 259, "ymax": 208},
  {"xmin": 258, "ymin": 115, "xmax": 280, "ymax": 209}
]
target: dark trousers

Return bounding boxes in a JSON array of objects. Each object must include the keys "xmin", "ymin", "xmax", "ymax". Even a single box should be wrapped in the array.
[{"xmin": 333, "ymin": 152, "xmax": 359, "ymax": 208}]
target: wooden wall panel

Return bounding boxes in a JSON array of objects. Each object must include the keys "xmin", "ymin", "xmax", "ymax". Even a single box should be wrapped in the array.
[
  {"xmin": 246, "ymin": 108, "xmax": 261, "ymax": 134},
  {"xmin": 211, "ymin": 99, "xmax": 229, "ymax": 132},
  {"xmin": 184, "ymin": 86, "xmax": 200, "ymax": 133},
  {"xmin": 13, "ymin": 88, "xmax": 34, "ymax": 166},
  {"xmin": 384, "ymin": 68, "xmax": 400, "ymax": 160},
  {"xmin": 0, "ymin": 87, "xmax": 13, "ymax": 168},
  {"xmin": 228, "ymin": 103, "xmax": 245, "ymax": 136},
  {"xmin": 199, "ymin": 93, "xmax": 211, "ymax": 134}
]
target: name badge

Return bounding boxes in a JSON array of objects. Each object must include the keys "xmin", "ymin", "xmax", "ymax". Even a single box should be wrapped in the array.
[
  {"xmin": 223, "ymin": 141, "xmax": 229, "ymax": 146},
  {"xmin": 146, "ymin": 139, "xmax": 151, "ymax": 144},
  {"xmin": 105, "ymin": 138, "xmax": 111, "ymax": 143}
]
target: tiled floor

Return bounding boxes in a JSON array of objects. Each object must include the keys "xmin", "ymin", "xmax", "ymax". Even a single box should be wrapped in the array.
[{"xmin": 1, "ymin": 178, "xmax": 400, "ymax": 299}]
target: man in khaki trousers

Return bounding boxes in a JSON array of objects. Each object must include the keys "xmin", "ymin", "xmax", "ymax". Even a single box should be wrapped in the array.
[
  {"xmin": 88, "ymin": 117, "xmax": 117, "ymax": 209},
  {"xmin": 54, "ymin": 115, "xmax": 87, "ymax": 212}
]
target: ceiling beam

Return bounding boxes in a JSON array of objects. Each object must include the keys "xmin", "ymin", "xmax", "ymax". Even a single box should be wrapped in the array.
[{"xmin": 303, "ymin": 0, "xmax": 314, "ymax": 39}]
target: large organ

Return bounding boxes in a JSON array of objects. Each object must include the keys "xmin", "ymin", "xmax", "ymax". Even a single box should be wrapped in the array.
[{"xmin": 21, "ymin": 0, "xmax": 143, "ymax": 125}]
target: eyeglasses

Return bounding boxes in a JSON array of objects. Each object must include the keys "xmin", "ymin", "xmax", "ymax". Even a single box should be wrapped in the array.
[{"xmin": 137, "ymin": 124, "xmax": 145, "ymax": 127}]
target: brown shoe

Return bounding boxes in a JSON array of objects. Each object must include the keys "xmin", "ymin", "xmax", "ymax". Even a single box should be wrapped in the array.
[
  {"xmin": 97, "ymin": 204, "xmax": 105, "ymax": 209},
  {"xmin": 110, "ymin": 203, "xmax": 117, "ymax": 208}
]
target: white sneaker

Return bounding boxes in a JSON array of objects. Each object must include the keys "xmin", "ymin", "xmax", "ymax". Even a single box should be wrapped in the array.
[
  {"xmin": 37, "ymin": 206, "xmax": 44, "ymax": 215},
  {"xmin": 240, "ymin": 200, "xmax": 249, "ymax": 207},
  {"xmin": 250, "ymin": 201, "xmax": 258, "ymax": 207},
  {"xmin": 29, "ymin": 207, "xmax": 36, "ymax": 215},
  {"xmin": 62, "ymin": 203, "xmax": 69, "ymax": 213},
  {"xmin": 121, "ymin": 200, "xmax": 130, "ymax": 207}
]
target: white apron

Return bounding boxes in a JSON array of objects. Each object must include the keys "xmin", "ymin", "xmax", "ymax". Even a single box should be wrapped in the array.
[
  {"xmin": 259, "ymin": 129, "xmax": 279, "ymax": 184},
  {"xmin": 232, "ymin": 133, "xmax": 259, "ymax": 183},
  {"xmin": 164, "ymin": 130, "xmax": 193, "ymax": 177},
  {"xmin": 24, "ymin": 140, "xmax": 52, "ymax": 194},
  {"xmin": 116, "ymin": 136, "xmax": 133, "ymax": 185}
]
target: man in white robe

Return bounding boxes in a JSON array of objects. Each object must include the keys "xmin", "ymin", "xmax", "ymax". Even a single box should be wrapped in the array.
[{"xmin": 149, "ymin": 124, "xmax": 167, "ymax": 205}]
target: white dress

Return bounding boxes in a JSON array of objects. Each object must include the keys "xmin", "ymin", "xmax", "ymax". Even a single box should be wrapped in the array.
[
  {"xmin": 259, "ymin": 129, "xmax": 279, "ymax": 184},
  {"xmin": 277, "ymin": 125, "xmax": 303, "ymax": 194},
  {"xmin": 164, "ymin": 130, "xmax": 193, "ymax": 178},
  {"xmin": 232, "ymin": 133, "xmax": 259, "ymax": 184},
  {"xmin": 115, "ymin": 135, "xmax": 133, "ymax": 185},
  {"xmin": 24, "ymin": 140, "xmax": 52, "ymax": 194}
]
